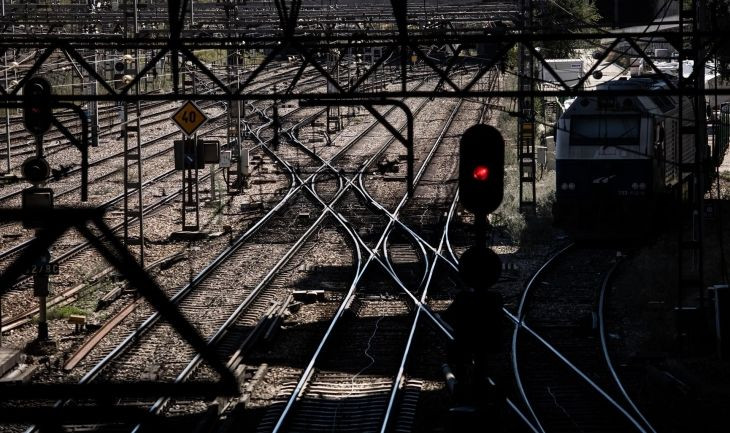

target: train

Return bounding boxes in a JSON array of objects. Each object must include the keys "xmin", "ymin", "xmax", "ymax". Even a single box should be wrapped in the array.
[{"xmin": 553, "ymin": 75, "xmax": 730, "ymax": 236}]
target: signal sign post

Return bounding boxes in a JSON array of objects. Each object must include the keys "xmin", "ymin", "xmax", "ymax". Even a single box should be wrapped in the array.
[
  {"xmin": 445, "ymin": 124, "xmax": 506, "ymax": 431},
  {"xmin": 20, "ymin": 77, "xmax": 57, "ymax": 346},
  {"xmin": 172, "ymin": 100, "xmax": 209, "ymax": 232},
  {"xmin": 172, "ymin": 100, "xmax": 208, "ymax": 137}
]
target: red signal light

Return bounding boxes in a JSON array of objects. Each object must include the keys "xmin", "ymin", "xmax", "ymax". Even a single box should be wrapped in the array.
[{"xmin": 472, "ymin": 165, "xmax": 489, "ymax": 181}]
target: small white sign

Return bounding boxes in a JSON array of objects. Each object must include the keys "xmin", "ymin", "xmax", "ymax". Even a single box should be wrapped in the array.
[{"xmin": 219, "ymin": 150, "xmax": 232, "ymax": 168}]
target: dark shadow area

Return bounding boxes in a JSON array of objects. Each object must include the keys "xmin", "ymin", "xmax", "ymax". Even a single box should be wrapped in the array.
[
  {"xmin": 246, "ymin": 309, "xmax": 411, "ymax": 375},
  {"xmin": 290, "ymin": 263, "xmax": 356, "ymax": 293}
]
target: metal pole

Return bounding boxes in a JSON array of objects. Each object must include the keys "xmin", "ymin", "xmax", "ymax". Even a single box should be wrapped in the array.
[
  {"xmin": 90, "ymin": 50, "xmax": 99, "ymax": 148},
  {"xmin": 189, "ymin": 0, "xmax": 194, "ymax": 27},
  {"xmin": 38, "ymin": 292, "xmax": 48, "ymax": 341},
  {"xmin": 3, "ymin": 55, "xmax": 9, "ymax": 174},
  {"xmin": 237, "ymin": 70, "xmax": 243, "ymax": 188},
  {"xmin": 210, "ymin": 164, "xmax": 216, "ymax": 202},
  {"xmin": 193, "ymin": 71, "xmax": 200, "ymax": 229},
  {"xmin": 3, "ymin": 0, "xmax": 11, "ymax": 174},
  {"xmin": 135, "ymin": 0, "xmax": 144, "ymax": 267},
  {"xmin": 518, "ymin": 0, "xmax": 537, "ymax": 212}
]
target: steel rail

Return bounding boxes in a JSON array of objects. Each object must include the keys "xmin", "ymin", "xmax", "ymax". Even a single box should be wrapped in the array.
[
  {"xmin": 0, "ymin": 104, "xmax": 229, "ymax": 204},
  {"xmin": 377, "ymin": 77, "xmax": 518, "ymax": 433},
  {"xmin": 0, "ymin": 60, "xmax": 310, "ymax": 165},
  {"xmin": 509, "ymin": 243, "xmax": 573, "ymax": 433},
  {"xmin": 43, "ymin": 68, "xmax": 362, "ymax": 419},
  {"xmin": 0, "ymin": 74, "xmax": 328, "ymax": 266},
  {"xmin": 278, "ymin": 84, "xmax": 457, "ymax": 336},
  {"xmin": 139, "ymin": 211, "xmax": 362, "ymax": 423},
  {"xmin": 131, "ymin": 113, "xmax": 370, "ymax": 433},
  {"xmin": 377, "ymin": 97, "xmax": 469, "ymax": 432},
  {"xmin": 0, "ymin": 64, "xmax": 321, "ymax": 200},
  {"xmin": 0, "ymin": 95, "xmax": 172, "ymax": 160},
  {"xmin": 74, "ymin": 118, "xmax": 298, "ymax": 385},
  {"xmin": 0, "ymin": 116, "xmax": 228, "ymax": 260},
  {"xmin": 509, "ymin": 245, "xmax": 649, "ymax": 433},
  {"xmin": 383, "ymin": 180, "xmax": 540, "ymax": 433},
  {"xmin": 289, "ymin": 70, "xmax": 469, "ymax": 270},
  {"xmin": 369, "ymin": 97, "xmax": 468, "ymax": 285},
  {"xmin": 599, "ymin": 258, "xmax": 658, "ymax": 433},
  {"xmin": 122, "ymin": 71, "xmax": 431, "ymax": 427},
  {"xmin": 22, "ymin": 95, "xmax": 322, "ymax": 433},
  {"xmin": 267, "ymin": 77, "xmax": 471, "ymax": 432}
]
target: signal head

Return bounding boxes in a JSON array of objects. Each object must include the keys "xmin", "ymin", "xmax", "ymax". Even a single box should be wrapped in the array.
[
  {"xmin": 459, "ymin": 124, "xmax": 505, "ymax": 216},
  {"xmin": 472, "ymin": 165, "xmax": 489, "ymax": 181},
  {"xmin": 21, "ymin": 156, "xmax": 50, "ymax": 185},
  {"xmin": 22, "ymin": 77, "xmax": 53, "ymax": 136},
  {"xmin": 459, "ymin": 246, "xmax": 502, "ymax": 290}
]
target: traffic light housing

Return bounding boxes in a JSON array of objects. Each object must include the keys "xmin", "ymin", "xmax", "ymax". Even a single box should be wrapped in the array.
[
  {"xmin": 21, "ymin": 156, "xmax": 50, "ymax": 185},
  {"xmin": 23, "ymin": 77, "xmax": 53, "ymax": 136},
  {"xmin": 459, "ymin": 246, "xmax": 502, "ymax": 290},
  {"xmin": 459, "ymin": 124, "xmax": 504, "ymax": 216}
]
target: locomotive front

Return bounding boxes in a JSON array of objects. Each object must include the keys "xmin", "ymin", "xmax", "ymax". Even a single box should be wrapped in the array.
[{"xmin": 553, "ymin": 79, "xmax": 664, "ymax": 237}]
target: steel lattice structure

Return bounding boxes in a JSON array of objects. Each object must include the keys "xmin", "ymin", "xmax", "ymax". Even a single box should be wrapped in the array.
[{"xmin": 1, "ymin": 0, "xmax": 729, "ymax": 429}]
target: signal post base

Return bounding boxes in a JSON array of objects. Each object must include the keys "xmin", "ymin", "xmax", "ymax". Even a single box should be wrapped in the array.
[
  {"xmin": 169, "ymin": 231, "xmax": 210, "ymax": 242},
  {"xmin": 25, "ymin": 338, "xmax": 57, "ymax": 356}
]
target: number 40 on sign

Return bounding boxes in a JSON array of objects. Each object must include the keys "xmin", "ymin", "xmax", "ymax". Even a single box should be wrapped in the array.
[{"xmin": 172, "ymin": 100, "xmax": 209, "ymax": 136}]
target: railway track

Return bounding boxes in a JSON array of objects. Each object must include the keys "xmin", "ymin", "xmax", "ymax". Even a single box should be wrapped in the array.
[
  {"xmin": 8, "ymin": 64, "xmax": 541, "ymax": 433},
  {"xmin": 63, "ymin": 70, "xmax": 438, "ymax": 432},
  {"xmin": 0, "ymin": 91, "xmax": 335, "ymax": 346},
  {"xmin": 0, "ymin": 73, "xmax": 326, "ymax": 259},
  {"xmin": 0, "ymin": 62, "xmax": 309, "ymax": 166},
  {"xmin": 131, "ymin": 71, "xmax": 442, "ymax": 429},
  {"xmin": 0, "ymin": 68, "xmax": 330, "ymax": 273},
  {"xmin": 0, "ymin": 100, "xmax": 324, "ymax": 334},
  {"xmin": 510, "ymin": 245, "xmax": 657, "ymax": 433},
  {"xmin": 16, "ymin": 68, "xmax": 430, "ymax": 433},
  {"xmin": 0, "ymin": 65, "xmax": 319, "ymax": 204},
  {"xmin": 249, "ymin": 70, "xmax": 503, "ymax": 433},
  {"xmin": 1, "ymin": 62, "xmax": 420, "ymax": 336}
]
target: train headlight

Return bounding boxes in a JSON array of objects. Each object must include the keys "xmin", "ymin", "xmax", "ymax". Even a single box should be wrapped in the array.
[
  {"xmin": 631, "ymin": 183, "xmax": 639, "ymax": 190},
  {"xmin": 561, "ymin": 183, "xmax": 569, "ymax": 191},
  {"xmin": 639, "ymin": 182, "xmax": 646, "ymax": 190},
  {"xmin": 568, "ymin": 183, "xmax": 576, "ymax": 190}
]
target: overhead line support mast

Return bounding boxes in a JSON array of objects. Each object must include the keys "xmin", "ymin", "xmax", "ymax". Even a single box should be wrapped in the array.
[
  {"xmin": 518, "ymin": 0, "xmax": 537, "ymax": 212},
  {"xmin": 676, "ymin": 0, "xmax": 708, "ymax": 351},
  {"xmin": 122, "ymin": 0, "xmax": 145, "ymax": 268}
]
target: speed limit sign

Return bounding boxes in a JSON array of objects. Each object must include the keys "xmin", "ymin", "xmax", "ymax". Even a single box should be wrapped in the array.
[{"xmin": 172, "ymin": 100, "xmax": 208, "ymax": 136}]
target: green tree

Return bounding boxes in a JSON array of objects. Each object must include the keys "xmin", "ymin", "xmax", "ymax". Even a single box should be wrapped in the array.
[
  {"xmin": 538, "ymin": 0, "xmax": 601, "ymax": 58},
  {"xmin": 708, "ymin": 0, "xmax": 730, "ymax": 78}
]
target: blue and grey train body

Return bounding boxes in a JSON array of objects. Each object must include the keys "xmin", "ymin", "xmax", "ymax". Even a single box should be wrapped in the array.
[{"xmin": 553, "ymin": 77, "xmax": 716, "ymax": 234}]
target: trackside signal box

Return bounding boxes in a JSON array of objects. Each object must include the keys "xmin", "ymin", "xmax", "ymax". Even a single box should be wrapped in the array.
[
  {"xmin": 174, "ymin": 140, "xmax": 220, "ymax": 169},
  {"xmin": 202, "ymin": 140, "xmax": 220, "ymax": 164},
  {"xmin": 219, "ymin": 150, "xmax": 232, "ymax": 168},
  {"xmin": 240, "ymin": 147, "xmax": 250, "ymax": 176},
  {"xmin": 22, "ymin": 188, "xmax": 53, "ymax": 229}
]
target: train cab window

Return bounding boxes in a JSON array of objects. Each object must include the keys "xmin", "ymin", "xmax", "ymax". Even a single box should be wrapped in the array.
[{"xmin": 570, "ymin": 115, "xmax": 640, "ymax": 147}]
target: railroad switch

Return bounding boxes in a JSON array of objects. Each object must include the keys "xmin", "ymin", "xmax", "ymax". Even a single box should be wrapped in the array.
[{"xmin": 292, "ymin": 290, "xmax": 324, "ymax": 303}]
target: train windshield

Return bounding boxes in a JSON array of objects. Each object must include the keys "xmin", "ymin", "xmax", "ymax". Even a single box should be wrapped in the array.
[{"xmin": 570, "ymin": 115, "xmax": 641, "ymax": 147}]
